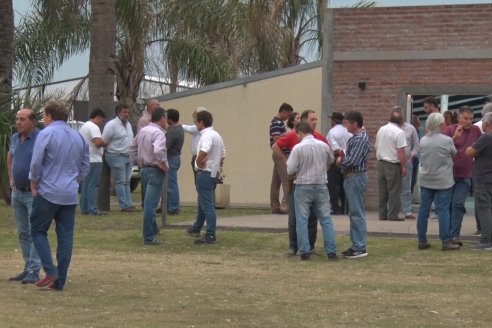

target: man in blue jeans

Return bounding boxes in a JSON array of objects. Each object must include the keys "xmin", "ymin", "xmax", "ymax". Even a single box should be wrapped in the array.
[
  {"xmin": 102, "ymin": 104, "xmax": 135, "ymax": 212},
  {"xmin": 29, "ymin": 101, "xmax": 89, "ymax": 290},
  {"xmin": 166, "ymin": 108, "xmax": 184, "ymax": 214},
  {"xmin": 287, "ymin": 122, "xmax": 337, "ymax": 261},
  {"xmin": 336, "ymin": 111, "xmax": 371, "ymax": 259},
  {"xmin": 187, "ymin": 111, "xmax": 226, "ymax": 244},
  {"xmin": 7, "ymin": 108, "xmax": 41, "ymax": 284},
  {"xmin": 130, "ymin": 108, "xmax": 168, "ymax": 245}
]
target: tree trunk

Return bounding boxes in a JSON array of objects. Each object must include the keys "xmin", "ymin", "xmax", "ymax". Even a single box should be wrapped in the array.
[
  {"xmin": 0, "ymin": 0, "xmax": 13, "ymax": 113},
  {"xmin": 89, "ymin": 0, "xmax": 116, "ymax": 211}
]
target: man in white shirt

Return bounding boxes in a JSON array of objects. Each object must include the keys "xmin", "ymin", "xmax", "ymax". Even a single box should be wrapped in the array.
[
  {"xmin": 287, "ymin": 122, "xmax": 337, "ymax": 261},
  {"xmin": 102, "ymin": 104, "xmax": 135, "ymax": 212},
  {"xmin": 183, "ymin": 106, "xmax": 207, "ymax": 184},
  {"xmin": 79, "ymin": 108, "xmax": 108, "ymax": 216},
  {"xmin": 375, "ymin": 109, "xmax": 407, "ymax": 221},
  {"xmin": 326, "ymin": 112, "xmax": 352, "ymax": 215},
  {"xmin": 187, "ymin": 111, "xmax": 225, "ymax": 244},
  {"xmin": 474, "ymin": 102, "xmax": 492, "ymax": 133}
]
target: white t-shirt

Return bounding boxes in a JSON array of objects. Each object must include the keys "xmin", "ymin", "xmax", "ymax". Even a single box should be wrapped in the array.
[
  {"xmin": 375, "ymin": 122, "xmax": 407, "ymax": 163},
  {"xmin": 195, "ymin": 127, "xmax": 225, "ymax": 177},
  {"xmin": 79, "ymin": 120, "xmax": 104, "ymax": 162}
]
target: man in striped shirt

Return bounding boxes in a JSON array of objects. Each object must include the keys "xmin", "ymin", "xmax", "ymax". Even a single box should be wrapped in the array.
[
  {"xmin": 336, "ymin": 111, "xmax": 371, "ymax": 259},
  {"xmin": 287, "ymin": 122, "xmax": 337, "ymax": 260}
]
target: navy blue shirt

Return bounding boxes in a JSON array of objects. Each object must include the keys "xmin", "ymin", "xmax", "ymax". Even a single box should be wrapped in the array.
[{"xmin": 9, "ymin": 129, "xmax": 39, "ymax": 188}]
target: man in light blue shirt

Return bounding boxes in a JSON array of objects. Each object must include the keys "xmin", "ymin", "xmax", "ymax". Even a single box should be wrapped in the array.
[
  {"xmin": 102, "ymin": 104, "xmax": 135, "ymax": 211},
  {"xmin": 29, "ymin": 101, "xmax": 89, "ymax": 290}
]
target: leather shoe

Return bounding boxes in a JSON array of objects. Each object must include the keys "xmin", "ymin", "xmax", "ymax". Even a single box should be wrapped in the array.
[
  {"xmin": 144, "ymin": 238, "xmax": 163, "ymax": 245},
  {"xmin": 36, "ymin": 274, "xmax": 58, "ymax": 287},
  {"xmin": 418, "ymin": 242, "xmax": 431, "ymax": 250},
  {"xmin": 121, "ymin": 207, "xmax": 136, "ymax": 213},
  {"xmin": 48, "ymin": 282, "xmax": 63, "ymax": 291},
  {"xmin": 450, "ymin": 239, "xmax": 463, "ymax": 246},
  {"xmin": 8, "ymin": 271, "xmax": 28, "ymax": 281},
  {"xmin": 21, "ymin": 271, "xmax": 39, "ymax": 284},
  {"xmin": 388, "ymin": 217, "xmax": 405, "ymax": 221},
  {"xmin": 300, "ymin": 254, "xmax": 310, "ymax": 260}
]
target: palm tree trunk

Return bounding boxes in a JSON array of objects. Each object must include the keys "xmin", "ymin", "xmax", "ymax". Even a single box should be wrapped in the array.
[
  {"xmin": 0, "ymin": 0, "xmax": 14, "ymax": 113},
  {"xmin": 89, "ymin": 0, "xmax": 116, "ymax": 211}
]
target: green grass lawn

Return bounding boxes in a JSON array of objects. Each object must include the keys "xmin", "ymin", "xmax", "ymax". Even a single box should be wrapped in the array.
[{"xmin": 1, "ymin": 201, "xmax": 491, "ymax": 327}]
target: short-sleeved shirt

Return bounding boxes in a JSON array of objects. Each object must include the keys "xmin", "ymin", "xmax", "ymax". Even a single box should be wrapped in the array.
[
  {"xmin": 375, "ymin": 122, "xmax": 407, "ymax": 163},
  {"xmin": 443, "ymin": 124, "xmax": 482, "ymax": 178},
  {"xmin": 269, "ymin": 116, "xmax": 286, "ymax": 147},
  {"xmin": 166, "ymin": 124, "xmax": 185, "ymax": 158},
  {"xmin": 471, "ymin": 133, "xmax": 492, "ymax": 184},
  {"xmin": 9, "ymin": 129, "xmax": 39, "ymax": 187},
  {"xmin": 102, "ymin": 117, "xmax": 134, "ymax": 155},
  {"xmin": 195, "ymin": 127, "xmax": 226, "ymax": 178},
  {"xmin": 79, "ymin": 120, "xmax": 103, "ymax": 163},
  {"xmin": 275, "ymin": 130, "xmax": 328, "ymax": 156}
]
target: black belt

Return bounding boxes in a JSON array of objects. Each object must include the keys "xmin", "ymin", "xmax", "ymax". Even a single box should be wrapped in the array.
[{"xmin": 15, "ymin": 185, "xmax": 31, "ymax": 192}]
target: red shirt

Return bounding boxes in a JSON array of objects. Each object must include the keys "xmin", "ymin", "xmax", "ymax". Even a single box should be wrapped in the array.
[
  {"xmin": 275, "ymin": 130, "xmax": 330, "ymax": 154},
  {"xmin": 443, "ymin": 124, "xmax": 482, "ymax": 178}
]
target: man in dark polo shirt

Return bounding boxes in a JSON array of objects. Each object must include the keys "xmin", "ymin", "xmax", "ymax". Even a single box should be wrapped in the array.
[
  {"xmin": 6, "ymin": 108, "xmax": 41, "ymax": 284},
  {"xmin": 272, "ymin": 109, "xmax": 329, "ymax": 256},
  {"xmin": 166, "ymin": 108, "xmax": 185, "ymax": 214}
]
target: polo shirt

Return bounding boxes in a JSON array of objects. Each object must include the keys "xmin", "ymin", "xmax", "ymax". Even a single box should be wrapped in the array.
[
  {"xmin": 375, "ymin": 122, "xmax": 407, "ymax": 163},
  {"xmin": 443, "ymin": 124, "xmax": 482, "ymax": 178},
  {"xmin": 275, "ymin": 130, "xmax": 329, "ymax": 155},
  {"xmin": 269, "ymin": 116, "xmax": 286, "ymax": 147}
]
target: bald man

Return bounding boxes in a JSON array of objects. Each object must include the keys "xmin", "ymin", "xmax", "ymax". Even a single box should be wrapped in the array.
[{"xmin": 137, "ymin": 98, "xmax": 160, "ymax": 132}]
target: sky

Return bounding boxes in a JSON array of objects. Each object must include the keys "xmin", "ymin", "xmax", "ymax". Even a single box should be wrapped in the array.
[{"xmin": 13, "ymin": 0, "xmax": 492, "ymax": 85}]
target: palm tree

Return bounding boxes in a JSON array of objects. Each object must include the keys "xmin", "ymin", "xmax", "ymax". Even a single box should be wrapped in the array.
[{"xmin": 0, "ymin": 0, "xmax": 14, "ymax": 113}]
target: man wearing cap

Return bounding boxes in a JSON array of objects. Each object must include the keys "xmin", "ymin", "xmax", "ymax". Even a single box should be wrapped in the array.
[
  {"xmin": 326, "ymin": 112, "xmax": 352, "ymax": 215},
  {"xmin": 375, "ymin": 109, "xmax": 407, "ymax": 221}
]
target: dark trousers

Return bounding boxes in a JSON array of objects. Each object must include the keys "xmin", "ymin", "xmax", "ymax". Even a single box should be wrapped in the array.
[
  {"xmin": 191, "ymin": 155, "xmax": 197, "ymax": 185},
  {"xmin": 288, "ymin": 185, "xmax": 317, "ymax": 251},
  {"xmin": 328, "ymin": 163, "xmax": 346, "ymax": 214},
  {"xmin": 475, "ymin": 184, "xmax": 492, "ymax": 244}
]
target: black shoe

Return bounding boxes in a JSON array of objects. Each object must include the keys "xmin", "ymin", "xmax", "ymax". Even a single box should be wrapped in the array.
[
  {"xmin": 194, "ymin": 234, "xmax": 217, "ymax": 245},
  {"xmin": 300, "ymin": 253, "xmax": 310, "ymax": 260},
  {"xmin": 8, "ymin": 271, "xmax": 28, "ymax": 281},
  {"xmin": 342, "ymin": 248, "xmax": 354, "ymax": 256},
  {"xmin": 327, "ymin": 253, "xmax": 339, "ymax": 261},
  {"xmin": 418, "ymin": 242, "xmax": 431, "ymax": 250},
  {"xmin": 21, "ymin": 271, "xmax": 39, "ymax": 284},
  {"xmin": 450, "ymin": 239, "xmax": 463, "ymax": 247},
  {"xmin": 186, "ymin": 227, "xmax": 201, "ymax": 237},
  {"xmin": 388, "ymin": 217, "xmax": 405, "ymax": 221},
  {"xmin": 144, "ymin": 238, "xmax": 163, "ymax": 245},
  {"xmin": 344, "ymin": 249, "xmax": 368, "ymax": 259},
  {"xmin": 155, "ymin": 208, "xmax": 162, "ymax": 214}
]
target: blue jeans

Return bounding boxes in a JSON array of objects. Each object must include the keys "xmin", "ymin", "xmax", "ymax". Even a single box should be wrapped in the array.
[
  {"xmin": 400, "ymin": 161, "xmax": 413, "ymax": 215},
  {"xmin": 167, "ymin": 156, "xmax": 181, "ymax": 213},
  {"xmin": 343, "ymin": 173, "xmax": 368, "ymax": 252},
  {"xmin": 417, "ymin": 187, "xmax": 452, "ymax": 243},
  {"xmin": 191, "ymin": 171, "xmax": 217, "ymax": 236},
  {"xmin": 449, "ymin": 178, "xmax": 471, "ymax": 239},
  {"xmin": 140, "ymin": 167, "xmax": 165, "ymax": 242},
  {"xmin": 106, "ymin": 153, "xmax": 133, "ymax": 209},
  {"xmin": 30, "ymin": 195, "xmax": 76, "ymax": 289},
  {"xmin": 80, "ymin": 162, "xmax": 102, "ymax": 214},
  {"xmin": 11, "ymin": 188, "xmax": 41, "ymax": 272},
  {"xmin": 294, "ymin": 184, "xmax": 336, "ymax": 255}
]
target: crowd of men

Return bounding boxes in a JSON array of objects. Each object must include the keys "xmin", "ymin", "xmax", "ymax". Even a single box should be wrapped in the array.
[
  {"xmin": 269, "ymin": 97, "xmax": 492, "ymax": 260},
  {"xmin": 7, "ymin": 99, "xmax": 225, "ymax": 289}
]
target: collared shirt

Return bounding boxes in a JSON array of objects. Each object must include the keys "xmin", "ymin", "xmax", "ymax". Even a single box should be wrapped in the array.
[
  {"xmin": 418, "ymin": 133, "xmax": 456, "ymax": 189},
  {"xmin": 29, "ymin": 121, "xmax": 90, "ymax": 205},
  {"xmin": 183, "ymin": 124, "xmax": 200, "ymax": 155},
  {"xmin": 340, "ymin": 127, "xmax": 371, "ymax": 175},
  {"xmin": 136, "ymin": 111, "xmax": 151, "ymax": 132},
  {"xmin": 275, "ymin": 130, "xmax": 329, "ymax": 156},
  {"xmin": 287, "ymin": 134, "xmax": 334, "ymax": 185},
  {"xmin": 102, "ymin": 116, "xmax": 134, "ymax": 154},
  {"xmin": 269, "ymin": 116, "xmax": 286, "ymax": 147},
  {"xmin": 443, "ymin": 124, "xmax": 482, "ymax": 178},
  {"xmin": 79, "ymin": 120, "xmax": 103, "ymax": 163},
  {"xmin": 375, "ymin": 122, "xmax": 407, "ymax": 163},
  {"xmin": 474, "ymin": 120, "xmax": 484, "ymax": 133},
  {"xmin": 9, "ymin": 128, "xmax": 39, "ymax": 188},
  {"xmin": 401, "ymin": 122, "xmax": 419, "ymax": 158},
  {"xmin": 326, "ymin": 123, "xmax": 352, "ymax": 151},
  {"xmin": 166, "ymin": 124, "xmax": 185, "ymax": 157},
  {"xmin": 195, "ymin": 127, "xmax": 226, "ymax": 178},
  {"xmin": 129, "ymin": 122, "xmax": 168, "ymax": 168}
]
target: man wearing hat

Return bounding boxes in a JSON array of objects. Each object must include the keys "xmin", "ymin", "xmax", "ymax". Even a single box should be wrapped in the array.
[{"xmin": 326, "ymin": 112, "xmax": 352, "ymax": 215}]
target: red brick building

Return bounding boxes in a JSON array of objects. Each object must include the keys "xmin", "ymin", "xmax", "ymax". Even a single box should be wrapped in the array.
[{"xmin": 322, "ymin": 4, "xmax": 492, "ymax": 208}]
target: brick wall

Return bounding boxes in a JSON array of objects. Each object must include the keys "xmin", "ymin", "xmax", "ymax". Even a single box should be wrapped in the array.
[{"xmin": 327, "ymin": 4, "xmax": 492, "ymax": 209}]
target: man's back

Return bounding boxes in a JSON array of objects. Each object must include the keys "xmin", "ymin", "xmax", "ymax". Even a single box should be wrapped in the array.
[
  {"xmin": 288, "ymin": 135, "xmax": 332, "ymax": 185},
  {"xmin": 376, "ymin": 123, "xmax": 407, "ymax": 162}
]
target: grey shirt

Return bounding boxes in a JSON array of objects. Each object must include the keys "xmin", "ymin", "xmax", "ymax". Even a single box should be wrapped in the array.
[
  {"xmin": 166, "ymin": 124, "xmax": 185, "ymax": 157},
  {"xmin": 471, "ymin": 132, "xmax": 492, "ymax": 184},
  {"xmin": 418, "ymin": 133, "xmax": 457, "ymax": 189}
]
